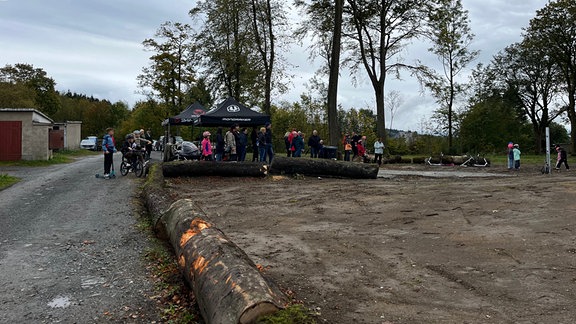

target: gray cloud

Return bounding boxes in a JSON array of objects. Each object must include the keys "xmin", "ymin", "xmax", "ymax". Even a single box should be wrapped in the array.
[{"xmin": 0, "ymin": 0, "xmax": 549, "ymax": 130}]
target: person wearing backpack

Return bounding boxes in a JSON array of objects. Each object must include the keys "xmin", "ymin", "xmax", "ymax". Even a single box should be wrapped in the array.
[{"xmin": 555, "ymin": 144, "xmax": 570, "ymax": 170}]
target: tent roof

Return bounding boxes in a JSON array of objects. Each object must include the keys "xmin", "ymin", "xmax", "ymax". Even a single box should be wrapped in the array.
[
  {"xmin": 196, "ymin": 97, "xmax": 270, "ymax": 127},
  {"xmin": 163, "ymin": 102, "xmax": 207, "ymax": 126}
]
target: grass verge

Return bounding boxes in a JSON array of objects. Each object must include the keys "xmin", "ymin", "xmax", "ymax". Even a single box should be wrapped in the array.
[
  {"xmin": 0, "ymin": 149, "xmax": 99, "ymax": 167},
  {"xmin": 0, "ymin": 174, "xmax": 20, "ymax": 190}
]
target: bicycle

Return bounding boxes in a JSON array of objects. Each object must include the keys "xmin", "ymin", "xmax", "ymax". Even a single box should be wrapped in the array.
[
  {"xmin": 425, "ymin": 153, "xmax": 455, "ymax": 166},
  {"xmin": 120, "ymin": 149, "xmax": 145, "ymax": 177},
  {"xmin": 461, "ymin": 154, "xmax": 490, "ymax": 167}
]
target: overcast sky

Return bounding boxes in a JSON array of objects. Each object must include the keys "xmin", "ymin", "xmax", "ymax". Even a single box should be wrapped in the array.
[{"xmin": 0, "ymin": 0, "xmax": 549, "ymax": 131}]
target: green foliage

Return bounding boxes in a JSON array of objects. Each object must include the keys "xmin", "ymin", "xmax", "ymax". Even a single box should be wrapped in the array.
[
  {"xmin": 0, "ymin": 63, "xmax": 61, "ymax": 116},
  {"xmin": 138, "ymin": 22, "xmax": 197, "ymax": 116},
  {"xmin": 425, "ymin": 0, "xmax": 479, "ymax": 150},
  {"xmin": 0, "ymin": 82, "xmax": 36, "ymax": 108},
  {"xmin": 256, "ymin": 305, "xmax": 315, "ymax": 324},
  {"xmin": 0, "ymin": 174, "xmax": 20, "ymax": 191},
  {"xmin": 118, "ymin": 100, "xmax": 168, "ymax": 140}
]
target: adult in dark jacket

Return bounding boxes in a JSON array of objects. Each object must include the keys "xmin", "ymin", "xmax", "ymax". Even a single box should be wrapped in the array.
[
  {"xmin": 215, "ymin": 127, "xmax": 225, "ymax": 161},
  {"xmin": 292, "ymin": 132, "xmax": 305, "ymax": 157},
  {"xmin": 258, "ymin": 127, "xmax": 267, "ymax": 162},
  {"xmin": 237, "ymin": 128, "xmax": 248, "ymax": 162},
  {"xmin": 251, "ymin": 128, "xmax": 259, "ymax": 161},
  {"xmin": 264, "ymin": 122, "xmax": 274, "ymax": 163},
  {"xmin": 308, "ymin": 130, "xmax": 321, "ymax": 158}
]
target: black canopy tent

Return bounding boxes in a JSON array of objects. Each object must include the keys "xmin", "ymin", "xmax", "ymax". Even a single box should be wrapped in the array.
[
  {"xmin": 195, "ymin": 97, "xmax": 270, "ymax": 127},
  {"xmin": 162, "ymin": 102, "xmax": 207, "ymax": 126}
]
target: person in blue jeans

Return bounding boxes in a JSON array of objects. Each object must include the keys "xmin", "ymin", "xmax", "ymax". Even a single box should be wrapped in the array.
[
  {"xmin": 264, "ymin": 122, "xmax": 274, "ymax": 163},
  {"xmin": 258, "ymin": 127, "xmax": 267, "ymax": 162},
  {"xmin": 507, "ymin": 142, "xmax": 514, "ymax": 170}
]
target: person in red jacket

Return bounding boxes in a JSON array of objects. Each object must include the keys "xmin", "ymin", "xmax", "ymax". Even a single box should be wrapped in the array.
[{"xmin": 357, "ymin": 139, "xmax": 366, "ymax": 162}]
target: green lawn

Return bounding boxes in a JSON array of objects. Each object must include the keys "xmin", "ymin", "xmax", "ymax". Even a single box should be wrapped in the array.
[
  {"xmin": 0, "ymin": 174, "xmax": 20, "ymax": 190},
  {"xmin": 0, "ymin": 149, "xmax": 99, "ymax": 167}
]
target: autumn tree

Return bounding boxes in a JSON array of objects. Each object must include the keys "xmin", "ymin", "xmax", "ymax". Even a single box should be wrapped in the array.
[
  {"xmin": 137, "ymin": 22, "xmax": 196, "ymax": 116},
  {"xmin": 190, "ymin": 0, "xmax": 288, "ymax": 112},
  {"xmin": 425, "ymin": 0, "xmax": 479, "ymax": 153},
  {"xmin": 525, "ymin": 0, "xmax": 576, "ymax": 154},
  {"xmin": 345, "ymin": 0, "xmax": 430, "ymax": 144},
  {"xmin": 0, "ymin": 63, "xmax": 61, "ymax": 116}
]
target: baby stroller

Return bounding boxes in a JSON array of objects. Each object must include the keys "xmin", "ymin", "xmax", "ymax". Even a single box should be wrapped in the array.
[{"xmin": 173, "ymin": 141, "xmax": 201, "ymax": 161}]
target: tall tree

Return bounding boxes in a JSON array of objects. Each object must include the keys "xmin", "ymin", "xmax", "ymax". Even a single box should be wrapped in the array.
[
  {"xmin": 294, "ymin": 0, "xmax": 341, "ymax": 145},
  {"xmin": 0, "ymin": 63, "xmax": 61, "ymax": 116},
  {"xmin": 493, "ymin": 42, "xmax": 563, "ymax": 154},
  {"xmin": 345, "ymin": 0, "xmax": 429, "ymax": 144},
  {"xmin": 326, "ymin": 0, "xmax": 344, "ymax": 146},
  {"xmin": 525, "ymin": 0, "xmax": 576, "ymax": 154},
  {"xmin": 190, "ymin": 0, "xmax": 288, "ymax": 110},
  {"xmin": 137, "ymin": 22, "xmax": 196, "ymax": 116},
  {"xmin": 425, "ymin": 0, "xmax": 479, "ymax": 152}
]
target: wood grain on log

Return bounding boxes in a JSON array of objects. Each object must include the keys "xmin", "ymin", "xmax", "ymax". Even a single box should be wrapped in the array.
[
  {"xmin": 163, "ymin": 161, "xmax": 268, "ymax": 178},
  {"xmin": 160, "ymin": 199, "xmax": 286, "ymax": 323},
  {"xmin": 270, "ymin": 156, "xmax": 379, "ymax": 179}
]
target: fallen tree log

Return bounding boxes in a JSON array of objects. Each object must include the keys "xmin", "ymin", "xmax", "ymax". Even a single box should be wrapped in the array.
[
  {"xmin": 270, "ymin": 156, "xmax": 379, "ymax": 179},
  {"xmin": 160, "ymin": 199, "xmax": 286, "ymax": 323},
  {"xmin": 163, "ymin": 161, "xmax": 268, "ymax": 178}
]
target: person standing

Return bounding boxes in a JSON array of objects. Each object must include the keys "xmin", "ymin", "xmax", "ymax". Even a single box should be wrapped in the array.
[
  {"xmin": 357, "ymin": 139, "xmax": 366, "ymax": 162},
  {"xmin": 308, "ymin": 130, "xmax": 321, "ymax": 158},
  {"xmin": 265, "ymin": 122, "xmax": 274, "ymax": 163},
  {"xmin": 251, "ymin": 128, "xmax": 259, "ymax": 162},
  {"xmin": 513, "ymin": 144, "xmax": 521, "ymax": 171},
  {"xmin": 144, "ymin": 129, "xmax": 153, "ymax": 160},
  {"xmin": 343, "ymin": 133, "xmax": 352, "ymax": 161},
  {"xmin": 101, "ymin": 128, "xmax": 117, "ymax": 179},
  {"xmin": 258, "ymin": 127, "xmax": 267, "ymax": 162},
  {"xmin": 292, "ymin": 131, "xmax": 304, "ymax": 157},
  {"xmin": 201, "ymin": 131, "xmax": 213, "ymax": 161},
  {"xmin": 374, "ymin": 138, "xmax": 384, "ymax": 166},
  {"xmin": 238, "ymin": 128, "xmax": 248, "ymax": 162},
  {"xmin": 215, "ymin": 127, "xmax": 225, "ymax": 161},
  {"xmin": 284, "ymin": 131, "xmax": 292, "ymax": 157},
  {"xmin": 225, "ymin": 125, "xmax": 237, "ymax": 161},
  {"xmin": 507, "ymin": 142, "xmax": 514, "ymax": 170},
  {"xmin": 351, "ymin": 131, "xmax": 361, "ymax": 159},
  {"xmin": 555, "ymin": 144, "xmax": 570, "ymax": 170}
]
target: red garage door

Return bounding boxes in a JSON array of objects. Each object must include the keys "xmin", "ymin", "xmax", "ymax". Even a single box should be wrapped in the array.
[{"xmin": 0, "ymin": 121, "xmax": 22, "ymax": 161}]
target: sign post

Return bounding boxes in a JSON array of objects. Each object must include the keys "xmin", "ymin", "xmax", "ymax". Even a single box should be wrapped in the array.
[{"xmin": 545, "ymin": 127, "xmax": 551, "ymax": 174}]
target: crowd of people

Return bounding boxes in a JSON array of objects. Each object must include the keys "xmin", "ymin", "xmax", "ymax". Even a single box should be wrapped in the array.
[
  {"xmin": 206, "ymin": 122, "xmax": 274, "ymax": 163},
  {"xmin": 101, "ymin": 127, "xmax": 153, "ymax": 179}
]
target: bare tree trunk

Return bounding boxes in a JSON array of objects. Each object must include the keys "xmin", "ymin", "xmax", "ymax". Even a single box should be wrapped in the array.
[{"xmin": 327, "ymin": 0, "xmax": 343, "ymax": 147}]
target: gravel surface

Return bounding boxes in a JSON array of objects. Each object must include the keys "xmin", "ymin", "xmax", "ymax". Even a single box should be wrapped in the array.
[{"xmin": 0, "ymin": 154, "xmax": 160, "ymax": 323}]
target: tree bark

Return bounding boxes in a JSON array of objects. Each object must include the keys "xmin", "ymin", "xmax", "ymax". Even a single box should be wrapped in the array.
[
  {"xmin": 327, "ymin": 0, "xmax": 343, "ymax": 147},
  {"xmin": 143, "ymin": 166, "xmax": 286, "ymax": 323},
  {"xmin": 163, "ymin": 161, "xmax": 269, "ymax": 178},
  {"xmin": 270, "ymin": 156, "xmax": 379, "ymax": 179},
  {"xmin": 160, "ymin": 199, "xmax": 286, "ymax": 323}
]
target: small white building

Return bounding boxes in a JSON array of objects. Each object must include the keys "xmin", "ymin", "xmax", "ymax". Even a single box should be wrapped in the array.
[{"xmin": 0, "ymin": 108, "xmax": 54, "ymax": 161}]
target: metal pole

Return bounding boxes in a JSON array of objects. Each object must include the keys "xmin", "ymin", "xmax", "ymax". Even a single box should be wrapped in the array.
[{"xmin": 545, "ymin": 127, "xmax": 551, "ymax": 174}]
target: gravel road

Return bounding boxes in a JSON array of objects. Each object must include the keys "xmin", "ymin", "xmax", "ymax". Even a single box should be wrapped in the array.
[{"xmin": 0, "ymin": 154, "xmax": 160, "ymax": 323}]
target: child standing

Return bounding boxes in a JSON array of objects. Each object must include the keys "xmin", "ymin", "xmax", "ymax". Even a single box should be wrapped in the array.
[
  {"xmin": 507, "ymin": 142, "xmax": 514, "ymax": 170},
  {"xmin": 513, "ymin": 144, "xmax": 521, "ymax": 171},
  {"xmin": 102, "ymin": 128, "xmax": 117, "ymax": 179},
  {"xmin": 555, "ymin": 144, "xmax": 570, "ymax": 170},
  {"xmin": 201, "ymin": 131, "xmax": 213, "ymax": 161}
]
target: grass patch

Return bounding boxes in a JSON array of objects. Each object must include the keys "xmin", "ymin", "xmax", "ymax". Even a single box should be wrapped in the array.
[
  {"xmin": 0, "ymin": 149, "xmax": 99, "ymax": 167},
  {"xmin": 0, "ymin": 174, "xmax": 20, "ymax": 190},
  {"xmin": 257, "ymin": 305, "xmax": 316, "ymax": 324}
]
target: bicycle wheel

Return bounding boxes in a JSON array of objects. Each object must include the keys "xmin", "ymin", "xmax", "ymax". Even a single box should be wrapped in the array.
[
  {"xmin": 134, "ymin": 160, "xmax": 144, "ymax": 177},
  {"xmin": 120, "ymin": 161, "xmax": 129, "ymax": 176}
]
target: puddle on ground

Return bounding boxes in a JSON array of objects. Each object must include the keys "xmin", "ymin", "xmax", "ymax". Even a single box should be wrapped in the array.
[{"xmin": 47, "ymin": 296, "xmax": 71, "ymax": 308}]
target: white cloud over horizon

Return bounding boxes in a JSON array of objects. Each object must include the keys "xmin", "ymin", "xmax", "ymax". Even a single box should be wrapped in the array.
[{"xmin": 0, "ymin": 0, "xmax": 549, "ymax": 131}]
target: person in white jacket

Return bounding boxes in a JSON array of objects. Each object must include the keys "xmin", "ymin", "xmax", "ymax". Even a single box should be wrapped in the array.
[{"xmin": 374, "ymin": 138, "xmax": 385, "ymax": 166}]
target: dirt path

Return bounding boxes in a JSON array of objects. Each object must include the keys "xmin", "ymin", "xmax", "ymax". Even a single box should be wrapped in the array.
[
  {"xmin": 168, "ymin": 164, "xmax": 576, "ymax": 323},
  {"xmin": 0, "ymin": 155, "xmax": 160, "ymax": 323}
]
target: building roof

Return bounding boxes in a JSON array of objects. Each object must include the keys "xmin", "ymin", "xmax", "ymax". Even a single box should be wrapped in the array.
[{"xmin": 0, "ymin": 108, "xmax": 54, "ymax": 124}]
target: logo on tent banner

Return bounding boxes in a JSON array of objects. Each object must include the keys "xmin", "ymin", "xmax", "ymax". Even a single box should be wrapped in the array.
[
  {"xmin": 193, "ymin": 109, "xmax": 206, "ymax": 115},
  {"xmin": 226, "ymin": 105, "xmax": 241, "ymax": 113}
]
